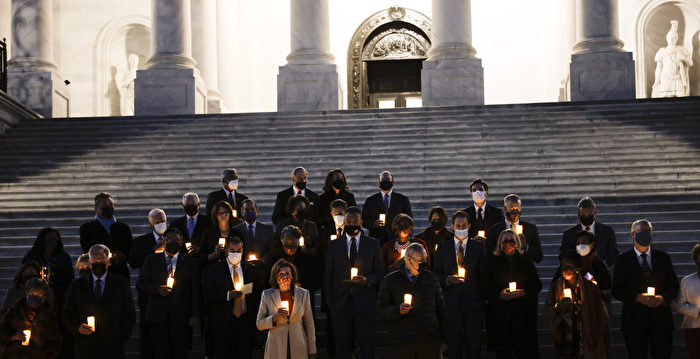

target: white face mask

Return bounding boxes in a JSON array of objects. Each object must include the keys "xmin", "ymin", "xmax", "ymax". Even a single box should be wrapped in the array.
[
  {"xmin": 472, "ymin": 190, "xmax": 486, "ymax": 203},
  {"xmin": 228, "ymin": 179, "xmax": 239, "ymax": 191},
  {"xmin": 227, "ymin": 252, "xmax": 242, "ymax": 266},
  {"xmin": 154, "ymin": 222, "xmax": 167, "ymax": 235},
  {"xmin": 454, "ymin": 229, "xmax": 469, "ymax": 240},
  {"xmin": 576, "ymin": 244, "xmax": 592, "ymax": 257},
  {"xmin": 333, "ymin": 215, "xmax": 345, "ymax": 227}
]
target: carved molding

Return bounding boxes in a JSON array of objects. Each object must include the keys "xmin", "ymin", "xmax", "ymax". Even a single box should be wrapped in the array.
[{"xmin": 362, "ymin": 29, "xmax": 429, "ymax": 61}]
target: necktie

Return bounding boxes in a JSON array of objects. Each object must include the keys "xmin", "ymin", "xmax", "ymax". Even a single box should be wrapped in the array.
[
  {"xmin": 585, "ymin": 226, "xmax": 591, "ymax": 232},
  {"xmin": 95, "ymin": 278, "xmax": 102, "ymax": 302},
  {"xmin": 156, "ymin": 236, "xmax": 163, "ymax": 249},
  {"xmin": 457, "ymin": 240, "xmax": 465, "ymax": 267},
  {"xmin": 337, "ymin": 227, "xmax": 343, "ymax": 238},
  {"xmin": 350, "ymin": 237, "xmax": 358, "ymax": 265},
  {"xmin": 297, "ymin": 190, "xmax": 302, "ymax": 195},
  {"xmin": 477, "ymin": 207, "xmax": 483, "ymax": 221},
  {"xmin": 248, "ymin": 224, "xmax": 255, "ymax": 243},
  {"xmin": 228, "ymin": 192, "xmax": 235, "ymax": 210},
  {"xmin": 383, "ymin": 194, "xmax": 390, "ymax": 210},
  {"xmin": 166, "ymin": 255, "xmax": 174, "ymax": 276},
  {"xmin": 640, "ymin": 253, "xmax": 652, "ymax": 283},
  {"xmin": 232, "ymin": 266, "xmax": 243, "ymax": 317},
  {"xmin": 187, "ymin": 217, "xmax": 195, "ymax": 239}
]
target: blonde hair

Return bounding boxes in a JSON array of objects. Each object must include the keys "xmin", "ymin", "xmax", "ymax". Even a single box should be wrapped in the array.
[{"xmin": 493, "ymin": 229, "xmax": 525, "ymax": 256}]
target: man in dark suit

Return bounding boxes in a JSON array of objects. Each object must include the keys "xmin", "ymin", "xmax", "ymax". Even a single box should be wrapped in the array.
[
  {"xmin": 433, "ymin": 210, "xmax": 485, "ymax": 359},
  {"xmin": 136, "ymin": 228, "xmax": 201, "ymax": 359},
  {"xmin": 560, "ymin": 196, "xmax": 619, "ymax": 266},
  {"xmin": 79, "ymin": 192, "xmax": 133, "ymax": 281},
  {"xmin": 612, "ymin": 219, "xmax": 679, "ymax": 359},
  {"xmin": 204, "ymin": 236, "xmax": 263, "ymax": 359},
  {"xmin": 169, "ymin": 192, "xmax": 212, "ymax": 255},
  {"xmin": 63, "ymin": 244, "xmax": 136, "ymax": 359},
  {"xmin": 271, "ymin": 166, "xmax": 320, "ymax": 225},
  {"xmin": 205, "ymin": 168, "xmax": 248, "ymax": 219},
  {"xmin": 324, "ymin": 206, "xmax": 385, "ymax": 359},
  {"xmin": 461, "ymin": 178, "xmax": 504, "ymax": 239},
  {"xmin": 486, "ymin": 194, "xmax": 543, "ymax": 263},
  {"xmin": 233, "ymin": 199, "xmax": 274, "ymax": 262},
  {"xmin": 362, "ymin": 171, "xmax": 413, "ymax": 245}
]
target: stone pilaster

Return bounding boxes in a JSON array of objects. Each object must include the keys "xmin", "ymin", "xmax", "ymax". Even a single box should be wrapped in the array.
[{"xmin": 192, "ymin": 0, "xmax": 221, "ymax": 113}]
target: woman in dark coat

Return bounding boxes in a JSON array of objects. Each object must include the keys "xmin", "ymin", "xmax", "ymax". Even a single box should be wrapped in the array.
[
  {"xmin": 0, "ymin": 278, "xmax": 60, "ymax": 359},
  {"xmin": 315, "ymin": 168, "xmax": 356, "ymax": 229},
  {"xmin": 480, "ymin": 229, "xmax": 542, "ymax": 359},
  {"xmin": 414, "ymin": 206, "xmax": 453, "ymax": 265},
  {"xmin": 199, "ymin": 200, "xmax": 243, "ymax": 271},
  {"xmin": 22, "ymin": 228, "xmax": 73, "ymax": 312},
  {"xmin": 273, "ymin": 195, "xmax": 321, "ymax": 258},
  {"xmin": 381, "ymin": 214, "xmax": 429, "ymax": 272},
  {"xmin": 0, "ymin": 262, "xmax": 44, "ymax": 316}
]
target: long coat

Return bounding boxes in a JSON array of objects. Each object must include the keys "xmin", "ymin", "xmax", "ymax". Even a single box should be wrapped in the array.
[
  {"xmin": 256, "ymin": 286, "xmax": 316, "ymax": 358},
  {"xmin": 0, "ymin": 298, "xmax": 60, "ymax": 359}
]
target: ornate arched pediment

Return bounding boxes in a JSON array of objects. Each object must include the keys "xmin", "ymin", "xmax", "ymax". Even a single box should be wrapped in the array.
[{"xmin": 362, "ymin": 29, "xmax": 429, "ymax": 61}]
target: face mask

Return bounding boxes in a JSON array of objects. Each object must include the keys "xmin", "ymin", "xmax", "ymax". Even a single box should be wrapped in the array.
[
  {"xmin": 101, "ymin": 206, "xmax": 115, "ymax": 218},
  {"xmin": 154, "ymin": 222, "xmax": 167, "ymax": 235},
  {"xmin": 165, "ymin": 242, "xmax": 180, "ymax": 255},
  {"xmin": 227, "ymin": 252, "xmax": 242, "ymax": 266},
  {"xmin": 345, "ymin": 225, "xmax": 361, "ymax": 237},
  {"xmin": 278, "ymin": 275, "xmax": 292, "ymax": 288},
  {"xmin": 634, "ymin": 231, "xmax": 653, "ymax": 247},
  {"xmin": 332, "ymin": 179, "xmax": 346, "ymax": 190},
  {"xmin": 472, "ymin": 190, "xmax": 486, "ymax": 203},
  {"xmin": 26, "ymin": 295, "xmax": 42, "ymax": 309},
  {"xmin": 379, "ymin": 180, "xmax": 393, "ymax": 191},
  {"xmin": 294, "ymin": 208, "xmax": 306, "ymax": 219},
  {"xmin": 183, "ymin": 204, "xmax": 198, "ymax": 216},
  {"xmin": 243, "ymin": 210, "xmax": 257, "ymax": 223},
  {"xmin": 579, "ymin": 214, "xmax": 595, "ymax": 226},
  {"xmin": 416, "ymin": 261, "xmax": 428, "ymax": 273},
  {"xmin": 228, "ymin": 179, "xmax": 239, "ymax": 191},
  {"xmin": 454, "ymin": 229, "xmax": 469, "ymax": 240},
  {"xmin": 21, "ymin": 274, "xmax": 39, "ymax": 284},
  {"xmin": 78, "ymin": 268, "xmax": 92, "ymax": 279},
  {"xmin": 44, "ymin": 237, "xmax": 58, "ymax": 248},
  {"xmin": 333, "ymin": 215, "xmax": 345, "ymax": 227},
  {"xmin": 91, "ymin": 262, "xmax": 107, "ymax": 277},
  {"xmin": 576, "ymin": 244, "xmax": 592, "ymax": 257},
  {"xmin": 295, "ymin": 181, "xmax": 306, "ymax": 190},
  {"xmin": 430, "ymin": 219, "xmax": 443, "ymax": 231},
  {"xmin": 506, "ymin": 210, "xmax": 520, "ymax": 223}
]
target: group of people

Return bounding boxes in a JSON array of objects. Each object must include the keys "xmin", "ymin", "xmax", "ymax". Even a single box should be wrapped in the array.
[{"xmin": 0, "ymin": 167, "xmax": 698, "ymax": 359}]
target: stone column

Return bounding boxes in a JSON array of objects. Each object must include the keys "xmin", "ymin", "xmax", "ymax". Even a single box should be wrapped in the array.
[
  {"xmin": 135, "ymin": 0, "xmax": 207, "ymax": 115},
  {"xmin": 569, "ymin": 0, "xmax": 635, "ymax": 101},
  {"xmin": 421, "ymin": 0, "xmax": 483, "ymax": 107},
  {"xmin": 7, "ymin": 0, "xmax": 70, "ymax": 118},
  {"xmin": 277, "ymin": 0, "xmax": 339, "ymax": 112},
  {"xmin": 215, "ymin": 0, "xmax": 235, "ymax": 112},
  {"xmin": 192, "ymin": 0, "xmax": 222, "ymax": 113}
]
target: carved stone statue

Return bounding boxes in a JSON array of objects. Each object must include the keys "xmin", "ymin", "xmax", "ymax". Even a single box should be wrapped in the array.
[
  {"xmin": 120, "ymin": 54, "xmax": 139, "ymax": 115},
  {"xmin": 652, "ymin": 21, "xmax": 693, "ymax": 98}
]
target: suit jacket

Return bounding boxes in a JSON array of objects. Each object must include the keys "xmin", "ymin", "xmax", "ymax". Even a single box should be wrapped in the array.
[
  {"xmin": 205, "ymin": 188, "xmax": 248, "ymax": 218},
  {"xmin": 272, "ymin": 219, "xmax": 321, "ymax": 258},
  {"xmin": 233, "ymin": 221, "xmax": 275, "ymax": 261},
  {"xmin": 432, "ymin": 237, "xmax": 485, "ymax": 313},
  {"xmin": 129, "ymin": 232, "xmax": 158, "ymax": 270},
  {"xmin": 315, "ymin": 190, "xmax": 356, "ymax": 228},
  {"xmin": 256, "ymin": 286, "xmax": 316, "ymax": 358},
  {"xmin": 170, "ymin": 213, "xmax": 212, "ymax": 249},
  {"xmin": 414, "ymin": 227, "xmax": 454, "ymax": 266},
  {"xmin": 204, "ymin": 261, "xmax": 263, "ymax": 330},
  {"xmin": 560, "ymin": 221, "xmax": 619, "ymax": 266},
  {"xmin": 136, "ymin": 253, "xmax": 201, "ymax": 324},
  {"xmin": 612, "ymin": 248, "xmax": 679, "ymax": 332},
  {"xmin": 323, "ymin": 234, "xmax": 385, "ymax": 312},
  {"xmin": 362, "ymin": 191, "xmax": 412, "ymax": 245},
  {"xmin": 462, "ymin": 203, "xmax": 504, "ymax": 239},
  {"xmin": 79, "ymin": 220, "xmax": 133, "ymax": 280},
  {"xmin": 486, "ymin": 220, "xmax": 543, "ymax": 263},
  {"xmin": 271, "ymin": 187, "xmax": 319, "ymax": 225},
  {"xmin": 62, "ymin": 274, "xmax": 136, "ymax": 359}
]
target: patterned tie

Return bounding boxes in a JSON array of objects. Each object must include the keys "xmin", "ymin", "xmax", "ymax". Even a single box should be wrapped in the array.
[
  {"xmin": 640, "ymin": 253, "xmax": 652, "ymax": 283},
  {"xmin": 187, "ymin": 217, "xmax": 195, "ymax": 239},
  {"xmin": 232, "ymin": 266, "xmax": 243, "ymax": 317},
  {"xmin": 350, "ymin": 237, "xmax": 358, "ymax": 265},
  {"xmin": 166, "ymin": 255, "xmax": 174, "ymax": 276},
  {"xmin": 457, "ymin": 240, "xmax": 465, "ymax": 267},
  {"xmin": 383, "ymin": 194, "xmax": 390, "ymax": 210},
  {"xmin": 156, "ymin": 236, "xmax": 163, "ymax": 249},
  {"xmin": 94, "ymin": 278, "xmax": 102, "ymax": 302}
]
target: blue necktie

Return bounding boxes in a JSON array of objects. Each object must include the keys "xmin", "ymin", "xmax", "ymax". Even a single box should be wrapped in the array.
[
  {"xmin": 187, "ymin": 217, "xmax": 195, "ymax": 238},
  {"xmin": 167, "ymin": 255, "xmax": 174, "ymax": 276},
  {"xmin": 383, "ymin": 194, "xmax": 390, "ymax": 210}
]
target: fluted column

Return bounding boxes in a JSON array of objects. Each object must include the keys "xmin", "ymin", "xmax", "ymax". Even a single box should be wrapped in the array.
[
  {"xmin": 7, "ymin": 0, "xmax": 70, "ymax": 117},
  {"xmin": 277, "ymin": 0, "xmax": 339, "ymax": 112},
  {"xmin": 192, "ymin": 0, "xmax": 222, "ymax": 113},
  {"xmin": 135, "ymin": 0, "xmax": 207, "ymax": 115},
  {"xmin": 421, "ymin": 0, "xmax": 484, "ymax": 107},
  {"xmin": 569, "ymin": 0, "xmax": 635, "ymax": 101}
]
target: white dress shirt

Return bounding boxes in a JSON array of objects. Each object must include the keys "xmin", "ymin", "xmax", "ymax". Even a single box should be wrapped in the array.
[
  {"xmin": 226, "ymin": 260, "xmax": 247, "ymax": 313},
  {"xmin": 674, "ymin": 273, "xmax": 700, "ymax": 328},
  {"xmin": 580, "ymin": 222, "xmax": 596, "ymax": 235},
  {"xmin": 634, "ymin": 246, "xmax": 652, "ymax": 271},
  {"xmin": 293, "ymin": 186, "xmax": 306, "ymax": 197},
  {"xmin": 474, "ymin": 203, "xmax": 486, "ymax": 219},
  {"xmin": 345, "ymin": 233, "xmax": 361, "ymax": 258}
]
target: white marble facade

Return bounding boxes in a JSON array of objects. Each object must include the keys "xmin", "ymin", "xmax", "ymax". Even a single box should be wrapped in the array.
[{"xmin": 2, "ymin": 0, "xmax": 700, "ymax": 117}]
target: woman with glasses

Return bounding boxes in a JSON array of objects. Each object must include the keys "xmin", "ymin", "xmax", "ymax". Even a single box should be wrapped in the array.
[{"xmin": 199, "ymin": 201, "xmax": 243, "ymax": 270}]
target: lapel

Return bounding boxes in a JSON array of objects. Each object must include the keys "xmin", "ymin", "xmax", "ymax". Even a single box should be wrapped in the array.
[
  {"xmin": 225, "ymin": 262, "xmax": 234, "ymax": 289},
  {"xmin": 290, "ymin": 286, "xmax": 302, "ymax": 318},
  {"xmin": 272, "ymin": 289, "xmax": 282, "ymax": 312},
  {"xmin": 100, "ymin": 274, "xmax": 114, "ymax": 302},
  {"xmin": 448, "ymin": 239, "xmax": 458, "ymax": 268},
  {"xmin": 388, "ymin": 192, "xmax": 397, "ymax": 214}
]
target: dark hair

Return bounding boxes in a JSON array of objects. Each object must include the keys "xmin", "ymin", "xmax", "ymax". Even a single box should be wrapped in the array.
[
  {"xmin": 322, "ymin": 168, "xmax": 349, "ymax": 193},
  {"xmin": 269, "ymin": 259, "xmax": 298, "ymax": 289},
  {"xmin": 210, "ymin": 200, "xmax": 236, "ymax": 227},
  {"xmin": 94, "ymin": 192, "xmax": 112, "ymax": 206},
  {"xmin": 285, "ymin": 195, "xmax": 310, "ymax": 216},
  {"xmin": 27, "ymin": 227, "xmax": 65, "ymax": 259},
  {"xmin": 470, "ymin": 178, "xmax": 489, "ymax": 192},
  {"xmin": 281, "ymin": 225, "xmax": 302, "ymax": 240},
  {"xmin": 392, "ymin": 213, "xmax": 414, "ymax": 233},
  {"xmin": 25, "ymin": 277, "xmax": 51, "ymax": 297},
  {"xmin": 560, "ymin": 250, "xmax": 584, "ymax": 272},
  {"xmin": 330, "ymin": 199, "xmax": 348, "ymax": 211},
  {"xmin": 345, "ymin": 206, "xmax": 362, "ymax": 217},
  {"xmin": 222, "ymin": 168, "xmax": 238, "ymax": 180},
  {"xmin": 451, "ymin": 210, "xmax": 470, "ymax": 225},
  {"xmin": 241, "ymin": 199, "xmax": 258, "ymax": 212},
  {"xmin": 14, "ymin": 261, "xmax": 42, "ymax": 290},
  {"xmin": 692, "ymin": 243, "xmax": 700, "ymax": 263},
  {"xmin": 162, "ymin": 228, "xmax": 183, "ymax": 241},
  {"xmin": 428, "ymin": 206, "xmax": 448, "ymax": 225},
  {"xmin": 577, "ymin": 197, "xmax": 596, "ymax": 210},
  {"xmin": 226, "ymin": 236, "xmax": 243, "ymax": 247},
  {"xmin": 574, "ymin": 230, "xmax": 595, "ymax": 244}
]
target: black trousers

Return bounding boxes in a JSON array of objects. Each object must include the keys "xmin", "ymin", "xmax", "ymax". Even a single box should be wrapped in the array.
[
  {"xmin": 390, "ymin": 340, "xmax": 441, "ymax": 359},
  {"xmin": 330, "ymin": 300, "xmax": 376, "ymax": 359},
  {"xmin": 149, "ymin": 320, "xmax": 191, "ymax": 359},
  {"xmin": 446, "ymin": 305, "xmax": 483, "ymax": 359},
  {"xmin": 623, "ymin": 328, "xmax": 673, "ymax": 359},
  {"xmin": 213, "ymin": 312, "xmax": 255, "ymax": 359},
  {"xmin": 138, "ymin": 308, "xmax": 154, "ymax": 359}
]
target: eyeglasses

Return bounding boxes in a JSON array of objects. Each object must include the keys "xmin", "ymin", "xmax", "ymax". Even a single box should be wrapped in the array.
[{"xmin": 277, "ymin": 272, "xmax": 292, "ymax": 278}]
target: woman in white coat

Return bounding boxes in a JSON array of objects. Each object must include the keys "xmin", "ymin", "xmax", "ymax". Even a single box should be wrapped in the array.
[
  {"xmin": 674, "ymin": 243, "xmax": 700, "ymax": 358},
  {"xmin": 257, "ymin": 259, "xmax": 316, "ymax": 359}
]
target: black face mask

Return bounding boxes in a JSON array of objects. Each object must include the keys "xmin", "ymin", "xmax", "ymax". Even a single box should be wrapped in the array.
[
  {"xmin": 44, "ymin": 237, "xmax": 58, "ymax": 248},
  {"xmin": 165, "ymin": 242, "xmax": 180, "ymax": 255},
  {"xmin": 295, "ymin": 181, "xmax": 307, "ymax": 190},
  {"xmin": 417, "ymin": 261, "xmax": 428, "ymax": 273},
  {"xmin": 91, "ymin": 262, "xmax": 107, "ymax": 277},
  {"xmin": 26, "ymin": 295, "xmax": 42, "ymax": 309},
  {"xmin": 332, "ymin": 179, "xmax": 346, "ymax": 190},
  {"xmin": 379, "ymin": 180, "xmax": 393, "ymax": 191},
  {"xmin": 183, "ymin": 204, "xmax": 199, "ymax": 216},
  {"xmin": 579, "ymin": 214, "xmax": 595, "ymax": 226},
  {"xmin": 78, "ymin": 268, "xmax": 92, "ymax": 279},
  {"xmin": 430, "ymin": 219, "xmax": 443, "ymax": 231},
  {"xmin": 101, "ymin": 206, "xmax": 115, "ymax": 218},
  {"xmin": 345, "ymin": 225, "xmax": 361, "ymax": 237},
  {"xmin": 635, "ymin": 231, "xmax": 653, "ymax": 247},
  {"xmin": 506, "ymin": 210, "xmax": 520, "ymax": 223},
  {"xmin": 21, "ymin": 274, "xmax": 39, "ymax": 284},
  {"xmin": 294, "ymin": 208, "xmax": 307, "ymax": 219}
]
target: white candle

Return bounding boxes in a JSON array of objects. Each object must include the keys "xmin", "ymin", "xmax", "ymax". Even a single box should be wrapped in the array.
[
  {"xmin": 22, "ymin": 330, "xmax": 31, "ymax": 346},
  {"xmin": 218, "ymin": 237, "xmax": 226, "ymax": 246},
  {"xmin": 299, "ymin": 237, "xmax": 305, "ymax": 247},
  {"xmin": 434, "ymin": 244, "xmax": 438, "ymax": 251},
  {"xmin": 248, "ymin": 254, "xmax": 257, "ymax": 261},
  {"xmin": 404, "ymin": 293, "xmax": 412, "ymax": 305},
  {"xmin": 515, "ymin": 225, "xmax": 523, "ymax": 235},
  {"xmin": 379, "ymin": 213, "xmax": 386, "ymax": 222},
  {"xmin": 234, "ymin": 282, "xmax": 243, "ymax": 291},
  {"xmin": 509, "ymin": 282, "xmax": 517, "ymax": 292},
  {"xmin": 232, "ymin": 210, "xmax": 237, "ymax": 218},
  {"xmin": 350, "ymin": 267, "xmax": 358, "ymax": 279},
  {"xmin": 185, "ymin": 242, "xmax": 192, "ymax": 250},
  {"xmin": 166, "ymin": 277, "xmax": 175, "ymax": 289},
  {"xmin": 478, "ymin": 230, "xmax": 486, "ymax": 238},
  {"xmin": 400, "ymin": 249, "xmax": 406, "ymax": 257},
  {"xmin": 330, "ymin": 234, "xmax": 337, "ymax": 241},
  {"xmin": 87, "ymin": 316, "xmax": 95, "ymax": 331},
  {"xmin": 281, "ymin": 300, "xmax": 289, "ymax": 311},
  {"xmin": 647, "ymin": 287, "xmax": 656, "ymax": 296},
  {"xmin": 563, "ymin": 288, "xmax": 572, "ymax": 299},
  {"xmin": 458, "ymin": 267, "xmax": 466, "ymax": 278}
]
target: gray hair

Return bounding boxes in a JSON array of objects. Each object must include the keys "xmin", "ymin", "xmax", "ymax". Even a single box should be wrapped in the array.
[
  {"xmin": 88, "ymin": 244, "xmax": 111, "ymax": 260},
  {"xmin": 504, "ymin": 194, "xmax": 521, "ymax": 207},
  {"xmin": 405, "ymin": 242, "xmax": 426, "ymax": 258},
  {"xmin": 292, "ymin": 167, "xmax": 308, "ymax": 178},
  {"xmin": 182, "ymin": 192, "xmax": 199, "ymax": 205},
  {"xmin": 631, "ymin": 219, "xmax": 653, "ymax": 233},
  {"xmin": 148, "ymin": 208, "xmax": 166, "ymax": 224}
]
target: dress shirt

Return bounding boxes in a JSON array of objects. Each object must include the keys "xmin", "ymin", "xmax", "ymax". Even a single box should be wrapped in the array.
[
  {"xmin": 226, "ymin": 260, "xmax": 247, "ymax": 313},
  {"xmin": 152, "ymin": 231, "xmax": 161, "ymax": 247},
  {"xmin": 346, "ymin": 233, "xmax": 361, "ymax": 258},
  {"xmin": 293, "ymin": 186, "xmax": 306, "ymax": 197},
  {"xmin": 453, "ymin": 236, "xmax": 468, "ymax": 260},
  {"xmin": 246, "ymin": 221, "xmax": 257, "ymax": 238},
  {"xmin": 474, "ymin": 203, "xmax": 486, "ymax": 219},
  {"xmin": 580, "ymin": 222, "xmax": 596, "ymax": 235},
  {"xmin": 164, "ymin": 251, "xmax": 179, "ymax": 275},
  {"xmin": 92, "ymin": 272, "xmax": 107, "ymax": 295},
  {"xmin": 634, "ymin": 246, "xmax": 652, "ymax": 271}
]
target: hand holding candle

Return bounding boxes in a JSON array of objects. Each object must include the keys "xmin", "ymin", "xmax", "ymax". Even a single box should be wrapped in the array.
[
  {"xmin": 87, "ymin": 316, "xmax": 95, "ymax": 331},
  {"xmin": 166, "ymin": 276, "xmax": 175, "ymax": 289},
  {"xmin": 509, "ymin": 282, "xmax": 517, "ymax": 292},
  {"xmin": 563, "ymin": 288, "xmax": 572, "ymax": 299},
  {"xmin": 458, "ymin": 267, "xmax": 466, "ymax": 278},
  {"xmin": 21, "ymin": 330, "xmax": 31, "ymax": 346},
  {"xmin": 350, "ymin": 267, "xmax": 358, "ymax": 279},
  {"xmin": 403, "ymin": 293, "xmax": 412, "ymax": 305}
]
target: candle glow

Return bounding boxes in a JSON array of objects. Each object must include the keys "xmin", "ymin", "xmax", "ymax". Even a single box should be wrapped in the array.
[
  {"xmin": 458, "ymin": 267, "xmax": 466, "ymax": 278},
  {"xmin": 515, "ymin": 225, "xmax": 523, "ymax": 235},
  {"xmin": 185, "ymin": 242, "xmax": 192, "ymax": 250},
  {"xmin": 564, "ymin": 288, "xmax": 572, "ymax": 299},
  {"xmin": 22, "ymin": 330, "xmax": 30, "ymax": 346},
  {"xmin": 234, "ymin": 282, "xmax": 243, "ymax": 291},
  {"xmin": 232, "ymin": 210, "xmax": 237, "ymax": 217},
  {"xmin": 379, "ymin": 213, "xmax": 386, "ymax": 222},
  {"xmin": 330, "ymin": 234, "xmax": 337, "ymax": 241},
  {"xmin": 87, "ymin": 316, "xmax": 95, "ymax": 331},
  {"xmin": 404, "ymin": 293, "xmax": 412, "ymax": 305},
  {"xmin": 350, "ymin": 267, "xmax": 358, "ymax": 279},
  {"xmin": 478, "ymin": 230, "xmax": 486, "ymax": 238},
  {"xmin": 248, "ymin": 254, "xmax": 257, "ymax": 261},
  {"xmin": 218, "ymin": 237, "xmax": 226, "ymax": 246},
  {"xmin": 281, "ymin": 300, "xmax": 289, "ymax": 311},
  {"xmin": 400, "ymin": 249, "xmax": 406, "ymax": 257},
  {"xmin": 166, "ymin": 277, "xmax": 175, "ymax": 289},
  {"xmin": 509, "ymin": 282, "xmax": 517, "ymax": 292},
  {"xmin": 647, "ymin": 287, "xmax": 656, "ymax": 296},
  {"xmin": 299, "ymin": 237, "xmax": 305, "ymax": 247}
]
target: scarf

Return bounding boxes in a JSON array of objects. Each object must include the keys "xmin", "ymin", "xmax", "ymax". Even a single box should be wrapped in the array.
[{"xmin": 95, "ymin": 214, "xmax": 117, "ymax": 235}]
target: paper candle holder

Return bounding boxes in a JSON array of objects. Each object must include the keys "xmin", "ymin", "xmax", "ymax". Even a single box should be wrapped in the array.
[
  {"xmin": 87, "ymin": 316, "xmax": 95, "ymax": 331},
  {"xmin": 515, "ymin": 225, "xmax": 523, "ymax": 235},
  {"xmin": 563, "ymin": 288, "xmax": 572, "ymax": 299},
  {"xmin": 281, "ymin": 300, "xmax": 289, "ymax": 311},
  {"xmin": 478, "ymin": 230, "xmax": 486, "ymax": 238}
]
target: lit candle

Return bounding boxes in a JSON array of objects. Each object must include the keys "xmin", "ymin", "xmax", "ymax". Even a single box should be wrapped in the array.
[
  {"xmin": 234, "ymin": 282, "xmax": 243, "ymax": 291},
  {"xmin": 166, "ymin": 277, "xmax": 175, "ymax": 289},
  {"xmin": 299, "ymin": 237, "xmax": 305, "ymax": 247},
  {"xmin": 509, "ymin": 282, "xmax": 517, "ymax": 292},
  {"xmin": 563, "ymin": 288, "xmax": 572, "ymax": 299},
  {"xmin": 330, "ymin": 234, "xmax": 337, "ymax": 241},
  {"xmin": 404, "ymin": 293, "xmax": 412, "ymax": 305},
  {"xmin": 458, "ymin": 267, "xmax": 466, "ymax": 278},
  {"xmin": 22, "ymin": 330, "xmax": 31, "ymax": 346},
  {"xmin": 478, "ymin": 230, "xmax": 486, "ymax": 238},
  {"xmin": 87, "ymin": 316, "xmax": 95, "ymax": 331},
  {"xmin": 400, "ymin": 249, "xmax": 406, "ymax": 257},
  {"xmin": 281, "ymin": 300, "xmax": 289, "ymax": 311},
  {"xmin": 232, "ymin": 210, "xmax": 237, "ymax": 218},
  {"xmin": 350, "ymin": 267, "xmax": 358, "ymax": 279},
  {"xmin": 379, "ymin": 213, "xmax": 386, "ymax": 222},
  {"xmin": 647, "ymin": 287, "xmax": 656, "ymax": 296},
  {"xmin": 218, "ymin": 237, "xmax": 226, "ymax": 246},
  {"xmin": 515, "ymin": 225, "xmax": 523, "ymax": 235},
  {"xmin": 248, "ymin": 254, "xmax": 257, "ymax": 261},
  {"xmin": 434, "ymin": 244, "xmax": 438, "ymax": 251},
  {"xmin": 185, "ymin": 242, "xmax": 192, "ymax": 250}
]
